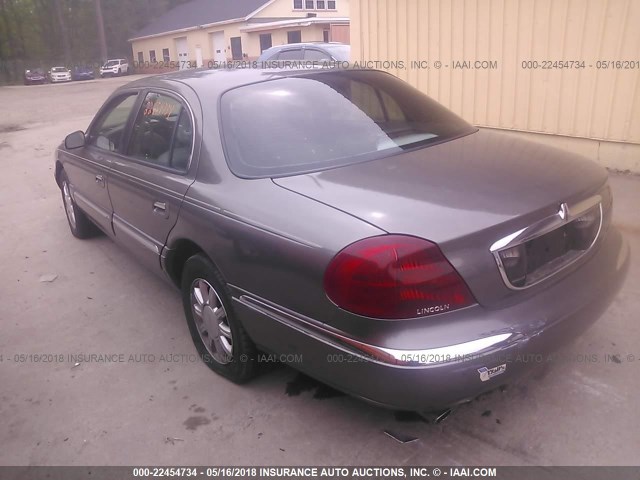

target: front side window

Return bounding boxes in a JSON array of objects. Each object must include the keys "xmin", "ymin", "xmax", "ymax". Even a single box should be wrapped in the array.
[
  {"xmin": 89, "ymin": 94, "xmax": 138, "ymax": 152},
  {"xmin": 126, "ymin": 92, "xmax": 192, "ymax": 170},
  {"xmin": 220, "ymin": 70, "xmax": 475, "ymax": 178}
]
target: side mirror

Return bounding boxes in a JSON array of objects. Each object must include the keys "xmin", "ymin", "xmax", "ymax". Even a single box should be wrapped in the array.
[{"xmin": 65, "ymin": 131, "xmax": 85, "ymax": 149}]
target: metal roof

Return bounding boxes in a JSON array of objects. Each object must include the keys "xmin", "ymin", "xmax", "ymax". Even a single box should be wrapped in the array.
[{"xmin": 130, "ymin": 0, "xmax": 272, "ymax": 40}]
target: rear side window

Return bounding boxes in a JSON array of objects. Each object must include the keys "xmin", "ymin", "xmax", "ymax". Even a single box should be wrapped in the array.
[
  {"xmin": 304, "ymin": 49, "xmax": 332, "ymax": 61},
  {"xmin": 220, "ymin": 70, "xmax": 475, "ymax": 178},
  {"xmin": 89, "ymin": 94, "xmax": 138, "ymax": 152},
  {"xmin": 276, "ymin": 49, "xmax": 303, "ymax": 60},
  {"xmin": 127, "ymin": 92, "xmax": 192, "ymax": 170}
]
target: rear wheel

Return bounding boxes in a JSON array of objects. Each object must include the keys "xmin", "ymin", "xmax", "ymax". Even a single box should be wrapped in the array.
[
  {"xmin": 181, "ymin": 254, "xmax": 258, "ymax": 383},
  {"xmin": 59, "ymin": 170, "xmax": 97, "ymax": 239}
]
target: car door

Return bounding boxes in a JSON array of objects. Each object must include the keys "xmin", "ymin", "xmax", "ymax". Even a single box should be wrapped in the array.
[
  {"xmin": 63, "ymin": 92, "xmax": 139, "ymax": 234},
  {"xmin": 106, "ymin": 90, "xmax": 197, "ymax": 273}
]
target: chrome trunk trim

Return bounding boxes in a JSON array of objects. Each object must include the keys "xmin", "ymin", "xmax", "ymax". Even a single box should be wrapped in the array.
[{"xmin": 490, "ymin": 194, "xmax": 603, "ymax": 290}]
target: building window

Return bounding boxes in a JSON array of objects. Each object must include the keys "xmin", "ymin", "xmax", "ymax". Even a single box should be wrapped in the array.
[
  {"xmin": 259, "ymin": 33, "xmax": 272, "ymax": 53},
  {"xmin": 287, "ymin": 30, "xmax": 302, "ymax": 44},
  {"xmin": 137, "ymin": 52, "xmax": 144, "ymax": 64},
  {"xmin": 149, "ymin": 50, "xmax": 157, "ymax": 63},
  {"xmin": 162, "ymin": 48, "xmax": 170, "ymax": 63},
  {"xmin": 297, "ymin": 0, "xmax": 336, "ymax": 9}
]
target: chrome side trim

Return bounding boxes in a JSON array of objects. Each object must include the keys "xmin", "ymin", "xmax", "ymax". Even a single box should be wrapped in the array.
[
  {"xmin": 112, "ymin": 214, "xmax": 162, "ymax": 255},
  {"xmin": 490, "ymin": 194, "xmax": 603, "ymax": 290},
  {"xmin": 72, "ymin": 190, "xmax": 111, "ymax": 226},
  {"xmin": 234, "ymin": 292, "xmax": 514, "ymax": 368}
]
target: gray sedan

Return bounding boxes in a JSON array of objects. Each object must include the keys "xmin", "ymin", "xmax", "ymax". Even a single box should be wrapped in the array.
[{"xmin": 54, "ymin": 68, "xmax": 629, "ymax": 412}]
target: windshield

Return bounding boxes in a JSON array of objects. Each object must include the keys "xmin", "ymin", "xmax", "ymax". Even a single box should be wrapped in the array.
[
  {"xmin": 220, "ymin": 70, "xmax": 476, "ymax": 178},
  {"xmin": 325, "ymin": 45, "xmax": 350, "ymax": 61},
  {"xmin": 105, "ymin": 61, "xmax": 119, "ymax": 67},
  {"xmin": 52, "ymin": 67, "xmax": 67, "ymax": 72}
]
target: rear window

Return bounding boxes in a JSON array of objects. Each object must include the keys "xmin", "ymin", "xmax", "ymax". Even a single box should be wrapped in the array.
[{"xmin": 220, "ymin": 70, "xmax": 475, "ymax": 178}]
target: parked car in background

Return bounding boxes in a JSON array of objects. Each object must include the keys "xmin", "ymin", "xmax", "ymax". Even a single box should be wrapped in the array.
[
  {"xmin": 258, "ymin": 42, "xmax": 350, "ymax": 64},
  {"xmin": 72, "ymin": 65, "xmax": 95, "ymax": 81},
  {"xmin": 54, "ymin": 68, "xmax": 628, "ymax": 412},
  {"xmin": 48, "ymin": 66, "xmax": 72, "ymax": 83},
  {"xmin": 24, "ymin": 68, "xmax": 46, "ymax": 85},
  {"xmin": 100, "ymin": 59, "xmax": 129, "ymax": 77}
]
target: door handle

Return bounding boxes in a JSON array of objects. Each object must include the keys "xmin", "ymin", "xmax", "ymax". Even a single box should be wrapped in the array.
[
  {"xmin": 153, "ymin": 201, "xmax": 168, "ymax": 218},
  {"xmin": 95, "ymin": 174, "xmax": 105, "ymax": 186}
]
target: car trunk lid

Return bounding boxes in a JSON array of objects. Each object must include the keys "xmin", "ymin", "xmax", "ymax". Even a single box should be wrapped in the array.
[{"xmin": 273, "ymin": 129, "xmax": 609, "ymax": 306}]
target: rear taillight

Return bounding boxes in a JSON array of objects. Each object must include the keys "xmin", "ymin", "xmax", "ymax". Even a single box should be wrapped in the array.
[{"xmin": 323, "ymin": 235, "xmax": 476, "ymax": 319}]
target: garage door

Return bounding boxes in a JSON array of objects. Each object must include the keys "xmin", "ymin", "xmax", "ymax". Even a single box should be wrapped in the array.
[{"xmin": 175, "ymin": 37, "xmax": 189, "ymax": 69}]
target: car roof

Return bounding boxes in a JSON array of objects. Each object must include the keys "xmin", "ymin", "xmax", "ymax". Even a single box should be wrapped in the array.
[
  {"xmin": 263, "ymin": 42, "xmax": 346, "ymax": 51},
  {"xmin": 120, "ymin": 66, "xmax": 368, "ymax": 100}
]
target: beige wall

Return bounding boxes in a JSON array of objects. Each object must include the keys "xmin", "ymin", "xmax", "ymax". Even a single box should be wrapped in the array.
[
  {"xmin": 255, "ymin": 0, "xmax": 350, "ymax": 18},
  {"xmin": 131, "ymin": 23, "xmax": 328, "ymax": 66},
  {"xmin": 131, "ymin": 0, "xmax": 351, "ymax": 65},
  {"xmin": 131, "ymin": 36, "xmax": 175, "ymax": 64},
  {"xmin": 351, "ymin": 0, "xmax": 640, "ymax": 172}
]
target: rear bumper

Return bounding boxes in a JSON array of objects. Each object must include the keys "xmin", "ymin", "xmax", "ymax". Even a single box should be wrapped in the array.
[{"xmin": 233, "ymin": 226, "xmax": 629, "ymax": 411}]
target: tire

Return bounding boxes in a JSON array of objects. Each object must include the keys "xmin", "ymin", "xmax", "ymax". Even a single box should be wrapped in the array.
[
  {"xmin": 181, "ymin": 254, "xmax": 258, "ymax": 383},
  {"xmin": 59, "ymin": 170, "xmax": 97, "ymax": 239}
]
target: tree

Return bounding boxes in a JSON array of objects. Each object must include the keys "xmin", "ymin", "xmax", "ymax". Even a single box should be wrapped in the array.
[
  {"xmin": 53, "ymin": 0, "xmax": 72, "ymax": 64},
  {"xmin": 0, "ymin": 0, "xmax": 194, "ymax": 83},
  {"xmin": 94, "ymin": 0, "xmax": 107, "ymax": 62}
]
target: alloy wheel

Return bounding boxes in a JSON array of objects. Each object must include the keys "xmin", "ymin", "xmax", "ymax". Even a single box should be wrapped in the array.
[{"xmin": 190, "ymin": 278, "xmax": 233, "ymax": 364}]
